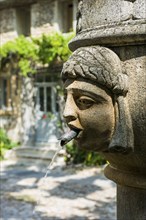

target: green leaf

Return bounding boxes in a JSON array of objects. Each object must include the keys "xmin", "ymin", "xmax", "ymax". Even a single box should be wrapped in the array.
[{"xmin": 0, "ymin": 32, "xmax": 74, "ymax": 76}]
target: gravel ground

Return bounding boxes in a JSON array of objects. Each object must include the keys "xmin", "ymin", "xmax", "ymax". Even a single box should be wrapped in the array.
[{"xmin": 0, "ymin": 159, "xmax": 116, "ymax": 220}]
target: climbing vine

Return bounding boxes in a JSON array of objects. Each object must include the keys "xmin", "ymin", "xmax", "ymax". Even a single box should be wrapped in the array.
[
  {"xmin": 0, "ymin": 32, "xmax": 74, "ymax": 76},
  {"xmin": 33, "ymin": 32, "xmax": 74, "ymax": 64}
]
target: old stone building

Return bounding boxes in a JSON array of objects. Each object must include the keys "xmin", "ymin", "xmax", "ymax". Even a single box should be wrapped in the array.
[
  {"xmin": 0, "ymin": 0, "xmax": 78, "ymax": 43},
  {"xmin": 0, "ymin": 0, "xmax": 78, "ymax": 160}
]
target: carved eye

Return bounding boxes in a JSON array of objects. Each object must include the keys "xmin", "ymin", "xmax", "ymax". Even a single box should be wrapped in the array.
[{"xmin": 76, "ymin": 96, "xmax": 95, "ymax": 109}]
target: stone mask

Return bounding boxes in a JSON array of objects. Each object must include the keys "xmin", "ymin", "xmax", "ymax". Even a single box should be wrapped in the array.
[{"xmin": 61, "ymin": 46, "xmax": 134, "ymax": 153}]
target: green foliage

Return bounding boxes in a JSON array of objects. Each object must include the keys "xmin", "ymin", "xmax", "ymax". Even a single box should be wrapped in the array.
[
  {"xmin": 65, "ymin": 141, "xmax": 106, "ymax": 166},
  {"xmin": 33, "ymin": 32, "xmax": 74, "ymax": 64},
  {"xmin": 18, "ymin": 59, "xmax": 36, "ymax": 76},
  {"xmin": 0, "ymin": 32, "xmax": 74, "ymax": 76},
  {"xmin": 0, "ymin": 129, "xmax": 18, "ymax": 160},
  {"xmin": 0, "ymin": 36, "xmax": 38, "ymax": 76},
  {"xmin": 0, "ymin": 35, "xmax": 37, "ymax": 58}
]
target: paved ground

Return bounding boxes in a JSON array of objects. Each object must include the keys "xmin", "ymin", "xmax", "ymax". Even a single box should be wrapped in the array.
[{"xmin": 0, "ymin": 159, "xmax": 116, "ymax": 220}]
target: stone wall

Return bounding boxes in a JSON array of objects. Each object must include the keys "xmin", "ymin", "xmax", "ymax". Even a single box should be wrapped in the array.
[
  {"xmin": 0, "ymin": 0, "xmax": 56, "ymax": 45},
  {"xmin": 31, "ymin": 0, "xmax": 56, "ymax": 37},
  {"xmin": 77, "ymin": 0, "xmax": 145, "ymax": 30},
  {"xmin": 0, "ymin": 8, "xmax": 17, "ymax": 44},
  {"xmin": 70, "ymin": 0, "xmax": 146, "ymax": 50}
]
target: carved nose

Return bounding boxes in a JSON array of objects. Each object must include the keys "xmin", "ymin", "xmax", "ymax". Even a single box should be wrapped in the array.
[
  {"xmin": 63, "ymin": 97, "xmax": 78, "ymax": 122},
  {"xmin": 63, "ymin": 105, "xmax": 77, "ymax": 121}
]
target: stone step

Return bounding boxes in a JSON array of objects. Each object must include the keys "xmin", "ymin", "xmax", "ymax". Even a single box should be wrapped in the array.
[{"xmin": 5, "ymin": 145, "xmax": 66, "ymax": 166}]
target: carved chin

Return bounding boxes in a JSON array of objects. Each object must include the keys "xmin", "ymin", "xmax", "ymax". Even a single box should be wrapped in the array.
[
  {"xmin": 75, "ymin": 139, "xmax": 109, "ymax": 152},
  {"xmin": 74, "ymin": 129, "xmax": 112, "ymax": 152}
]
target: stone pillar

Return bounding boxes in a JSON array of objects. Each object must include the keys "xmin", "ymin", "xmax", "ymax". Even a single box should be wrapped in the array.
[
  {"xmin": 68, "ymin": 1, "xmax": 146, "ymax": 219},
  {"xmin": 21, "ymin": 76, "xmax": 35, "ymax": 145},
  {"xmin": 117, "ymin": 185, "xmax": 146, "ymax": 220}
]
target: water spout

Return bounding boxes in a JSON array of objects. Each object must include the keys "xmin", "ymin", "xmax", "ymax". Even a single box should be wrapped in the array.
[{"xmin": 60, "ymin": 130, "xmax": 79, "ymax": 146}]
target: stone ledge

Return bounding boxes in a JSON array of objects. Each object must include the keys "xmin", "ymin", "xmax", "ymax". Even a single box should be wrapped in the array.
[
  {"xmin": 69, "ymin": 20, "xmax": 146, "ymax": 51},
  {"xmin": 104, "ymin": 164, "xmax": 146, "ymax": 189}
]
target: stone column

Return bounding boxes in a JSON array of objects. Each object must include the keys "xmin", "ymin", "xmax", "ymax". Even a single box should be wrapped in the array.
[
  {"xmin": 21, "ymin": 76, "xmax": 35, "ymax": 145},
  {"xmin": 68, "ymin": 1, "xmax": 146, "ymax": 219}
]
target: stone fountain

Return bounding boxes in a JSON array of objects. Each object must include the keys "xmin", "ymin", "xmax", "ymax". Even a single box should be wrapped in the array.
[{"xmin": 60, "ymin": 1, "xmax": 146, "ymax": 219}]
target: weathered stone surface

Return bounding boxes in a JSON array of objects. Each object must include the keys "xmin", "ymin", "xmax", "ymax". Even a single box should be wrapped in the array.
[
  {"xmin": 117, "ymin": 185, "xmax": 146, "ymax": 220},
  {"xmin": 61, "ymin": 45, "xmax": 146, "ymax": 189},
  {"xmin": 69, "ymin": 0, "xmax": 146, "ymax": 50},
  {"xmin": 103, "ymin": 45, "xmax": 146, "ymax": 190},
  {"xmin": 76, "ymin": 0, "xmax": 146, "ymax": 30}
]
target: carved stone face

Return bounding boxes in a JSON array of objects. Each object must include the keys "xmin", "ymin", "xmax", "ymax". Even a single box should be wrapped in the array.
[{"xmin": 63, "ymin": 78, "xmax": 115, "ymax": 151}]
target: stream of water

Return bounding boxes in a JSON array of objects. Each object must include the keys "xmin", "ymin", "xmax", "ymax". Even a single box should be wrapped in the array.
[
  {"xmin": 43, "ymin": 143, "xmax": 63, "ymax": 177},
  {"xmin": 33, "ymin": 130, "xmax": 79, "ymax": 213},
  {"xmin": 33, "ymin": 143, "xmax": 63, "ymax": 213}
]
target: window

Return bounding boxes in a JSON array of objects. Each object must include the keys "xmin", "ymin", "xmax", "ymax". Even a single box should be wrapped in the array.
[
  {"xmin": 64, "ymin": 2, "xmax": 73, "ymax": 32},
  {"xmin": 16, "ymin": 6, "xmax": 31, "ymax": 36},
  {"xmin": 0, "ymin": 78, "xmax": 11, "ymax": 110},
  {"xmin": 56, "ymin": 0, "xmax": 77, "ymax": 33},
  {"xmin": 35, "ymin": 83, "xmax": 58, "ymax": 114},
  {"xmin": 34, "ymin": 69, "xmax": 60, "ymax": 115}
]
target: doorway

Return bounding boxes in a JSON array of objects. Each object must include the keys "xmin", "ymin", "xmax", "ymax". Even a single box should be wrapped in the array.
[{"xmin": 34, "ymin": 82, "xmax": 59, "ymax": 145}]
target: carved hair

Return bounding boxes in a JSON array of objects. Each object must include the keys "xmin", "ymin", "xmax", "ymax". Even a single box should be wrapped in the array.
[
  {"xmin": 61, "ymin": 46, "xmax": 134, "ymax": 153},
  {"xmin": 61, "ymin": 46, "xmax": 128, "ymax": 96}
]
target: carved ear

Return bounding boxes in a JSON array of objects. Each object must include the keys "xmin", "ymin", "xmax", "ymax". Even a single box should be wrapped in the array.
[{"xmin": 109, "ymin": 96, "xmax": 134, "ymax": 153}]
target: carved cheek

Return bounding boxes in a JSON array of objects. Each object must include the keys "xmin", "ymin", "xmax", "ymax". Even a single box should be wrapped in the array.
[
  {"xmin": 100, "ymin": 104, "xmax": 115, "ymax": 131},
  {"xmin": 79, "ymin": 104, "xmax": 115, "ymax": 135},
  {"xmin": 100, "ymin": 104, "xmax": 115, "ymax": 137}
]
